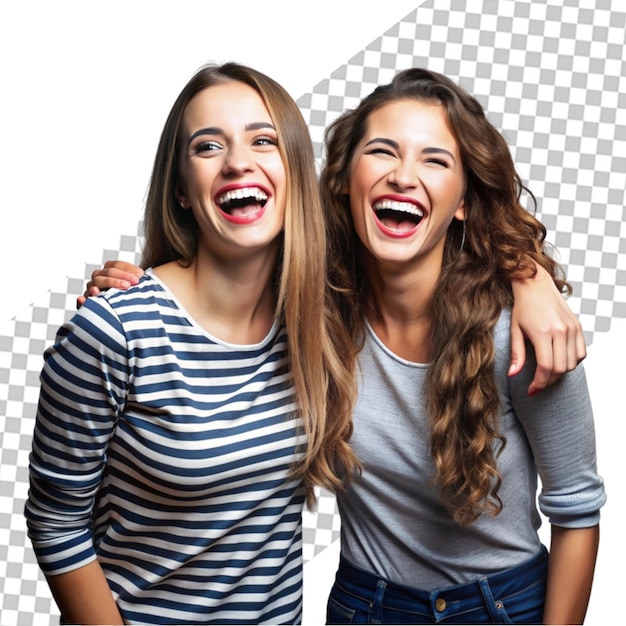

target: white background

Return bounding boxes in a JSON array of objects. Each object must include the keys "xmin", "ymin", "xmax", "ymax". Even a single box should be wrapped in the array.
[
  {"xmin": 0, "ymin": 0, "xmax": 418, "ymax": 323},
  {"xmin": 0, "ymin": 2, "xmax": 621, "ymax": 624}
]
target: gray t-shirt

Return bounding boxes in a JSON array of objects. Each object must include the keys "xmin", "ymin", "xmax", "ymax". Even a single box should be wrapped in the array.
[{"xmin": 338, "ymin": 308, "xmax": 606, "ymax": 589}]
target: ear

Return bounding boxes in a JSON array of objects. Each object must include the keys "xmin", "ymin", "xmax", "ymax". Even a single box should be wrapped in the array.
[
  {"xmin": 454, "ymin": 199, "xmax": 465, "ymax": 221},
  {"xmin": 175, "ymin": 185, "xmax": 189, "ymax": 210}
]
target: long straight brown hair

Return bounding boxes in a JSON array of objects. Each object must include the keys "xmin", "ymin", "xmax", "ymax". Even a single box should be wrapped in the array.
[{"xmin": 141, "ymin": 63, "xmax": 360, "ymax": 503}]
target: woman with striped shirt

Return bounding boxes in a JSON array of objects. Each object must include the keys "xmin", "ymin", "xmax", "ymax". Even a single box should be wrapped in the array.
[{"xmin": 25, "ymin": 63, "xmax": 359, "ymax": 625}]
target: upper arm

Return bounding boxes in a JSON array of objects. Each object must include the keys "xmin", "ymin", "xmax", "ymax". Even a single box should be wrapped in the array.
[{"xmin": 508, "ymin": 353, "xmax": 606, "ymax": 528}]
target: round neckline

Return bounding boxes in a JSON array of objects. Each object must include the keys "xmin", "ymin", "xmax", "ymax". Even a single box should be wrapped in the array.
[
  {"xmin": 364, "ymin": 319, "xmax": 429, "ymax": 368},
  {"xmin": 145, "ymin": 268, "xmax": 281, "ymax": 349}
]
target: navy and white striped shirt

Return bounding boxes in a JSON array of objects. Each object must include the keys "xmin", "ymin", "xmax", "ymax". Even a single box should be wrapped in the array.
[{"xmin": 26, "ymin": 270, "xmax": 306, "ymax": 624}]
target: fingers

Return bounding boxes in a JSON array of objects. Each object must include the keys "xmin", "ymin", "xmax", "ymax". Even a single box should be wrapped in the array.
[
  {"xmin": 84, "ymin": 262, "xmax": 143, "ymax": 296},
  {"xmin": 76, "ymin": 286, "xmax": 103, "ymax": 309},
  {"xmin": 527, "ymin": 336, "xmax": 554, "ymax": 397},
  {"xmin": 87, "ymin": 271, "xmax": 137, "ymax": 292},
  {"xmin": 526, "ymin": 316, "xmax": 586, "ymax": 396},
  {"xmin": 77, "ymin": 260, "xmax": 144, "ymax": 311},
  {"xmin": 79, "ymin": 261, "xmax": 143, "ymax": 301},
  {"xmin": 102, "ymin": 259, "xmax": 144, "ymax": 276},
  {"xmin": 573, "ymin": 318, "xmax": 587, "ymax": 365},
  {"xmin": 547, "ymin": 316, "xmax": 586, "ymax": 375},
  {"xmin": 510, "ymin": 269, "xmax": 587, "ymax": 395},
  {"xmin": 508, "ymin": 319, "xmax": 527, "ymax": 377}
]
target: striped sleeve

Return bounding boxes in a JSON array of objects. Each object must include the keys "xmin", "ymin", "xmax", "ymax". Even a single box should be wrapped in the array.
[{"xmin": 25, "ymin": 296, "xmax": 129, "ymax": 574}]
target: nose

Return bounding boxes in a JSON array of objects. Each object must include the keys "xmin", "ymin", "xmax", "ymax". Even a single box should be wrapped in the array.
[
  {"xmin": 222, "ymin": 142, "xmax": 255, "ymax": 176},
  {"xmin": 388, "ymin": 158, "xmax": 418, "ymax": 190}
]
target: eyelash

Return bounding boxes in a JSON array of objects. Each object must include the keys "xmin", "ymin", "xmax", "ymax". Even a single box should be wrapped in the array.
[
  {"xmin": 366, "ymin": 149, "xmax": 450, "ymax": 168},
  {"xmin": 254, "ymin": 135, "xmax": 278, "ymax": 146},
  {"xmin": 194, "ymin": 136, "xmax": 278, "ymax": 154},
  {"xmin": 427, "ymin": 158, "xmax": 449, "ymax": 168},
  {"xmin": 367, "ymin": 148, "xmax": 396, "ymax": 157},
  {"xmin": 195, "ymin": 140, "xmax": 221, "ymax": 153}
]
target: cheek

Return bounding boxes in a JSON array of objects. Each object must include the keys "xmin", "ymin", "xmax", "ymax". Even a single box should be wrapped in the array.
[
  {"xmin": 348, "ymin": 175, "xmax": 373, "ymax": 234},
  {"xmin": 349, "ymin": 158, "xmax": 391, "ymax": 201},
  {"xmin": 348, "ymin": 162, "xmax": 368, "ymax": 197},
  {"xmin": 434, "ymin": 177, "xmax": 464, "ymax": 205},
  {"xmin": 184, "ymin": 162, "xmax": 215, "ymax": 193},
  {"xmin": 349, "ymin": 199, "xmax": 368, "ymax": 240},
  {"xmin": 269, "ymin": 169, "xmax": 287, "ymax": 209},
  {"xmin": 347, "ymin": 177, "xmax": 369, "ymax": 212},
  {"xmin": 268, "ymin": 161, "xmax": 287, "ymax": 212}
]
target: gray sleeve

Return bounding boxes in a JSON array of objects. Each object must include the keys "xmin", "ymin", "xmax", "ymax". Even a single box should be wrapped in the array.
[{"xmin": 503, "ymin": 328, "xmax": 606, "ymax": 528}]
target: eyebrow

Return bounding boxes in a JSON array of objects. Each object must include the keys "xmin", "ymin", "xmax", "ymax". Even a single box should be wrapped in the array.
[
  {"xmin": 188, "ymin": 122, "xmax": 276, "ymax": 146},
  {"xmin": 364, "ymin": 137, "xmax": 399, "ymax": 150},
  {"xmin": 364, "ymin": 138, "xmax": 456, "ymax": 162}
]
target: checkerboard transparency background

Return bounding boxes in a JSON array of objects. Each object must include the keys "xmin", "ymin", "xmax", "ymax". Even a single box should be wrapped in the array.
[{"xmin": 1, "ymin": 1, "xmax": 624, "ymax": 623}]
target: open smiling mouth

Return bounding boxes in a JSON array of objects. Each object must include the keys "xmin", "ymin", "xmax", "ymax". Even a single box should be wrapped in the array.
[
  {"xmin": 217, "ymin": 187, "xmax": 268, "ymax": 218},
  {"xmin": 373, "ymin": 199, "xmax": 424, "ymax": 232}
]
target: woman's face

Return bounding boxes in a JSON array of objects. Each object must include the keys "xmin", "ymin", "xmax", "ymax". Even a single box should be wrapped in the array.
[
  {"xmin": 177, "ymin": 81, "xmax": 286, "ymax": 260},
  {"xmin": 347, "ymin": 98, "xmax": 465, "ymax": 274}
]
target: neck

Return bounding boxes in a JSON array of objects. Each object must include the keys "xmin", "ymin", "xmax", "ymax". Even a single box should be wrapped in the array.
[
  {"xmin": 155, "ymin": 244, "xmax": 280, "ymax": 344},
  {"xmin": 365, "ymin": 256, "xmax": 441, "ymax": 362}
]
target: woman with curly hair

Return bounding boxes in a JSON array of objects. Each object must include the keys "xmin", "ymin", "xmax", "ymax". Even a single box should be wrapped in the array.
[{"xmin": 322, "ymin": 68, "xmax": 605, "ymax": 624}]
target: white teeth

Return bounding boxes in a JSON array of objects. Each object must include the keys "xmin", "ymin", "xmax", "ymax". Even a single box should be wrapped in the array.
[
  {"xmin": 373, "ymin": 199, "xmax": 424, "ymax": 216},
  {"xmin": 217, "ymin": 187, "xmax": 268, "ymax": 205}
]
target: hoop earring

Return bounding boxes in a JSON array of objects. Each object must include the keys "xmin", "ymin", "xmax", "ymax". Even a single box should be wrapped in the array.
[{"xmin": 458, "ymin": 219, "xmax": 466, "ymax": 256}]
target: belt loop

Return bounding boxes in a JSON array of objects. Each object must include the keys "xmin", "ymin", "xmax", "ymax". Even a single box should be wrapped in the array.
[
  {"xmin": 370, "ymin": 578, "xmax": 386, "ymax": 624},
  {"xmin": 478, "ymin": 577, "xmax": 506, "ymax": 624}
]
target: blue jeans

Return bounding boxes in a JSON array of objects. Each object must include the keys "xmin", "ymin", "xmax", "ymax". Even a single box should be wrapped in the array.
[{"xmin": 327, "ymin": 547, "xmax": 548, "ymax": 624}]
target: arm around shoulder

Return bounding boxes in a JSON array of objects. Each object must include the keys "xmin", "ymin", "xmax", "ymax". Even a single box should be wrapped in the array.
[{"xmin": 510, "ymin": 264, "xmax": 586, "ymax": 395}]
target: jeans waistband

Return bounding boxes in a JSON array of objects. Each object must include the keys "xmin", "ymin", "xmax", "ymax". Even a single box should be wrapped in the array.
[{"xmin": 336, "ymin": 546, "xmax": 548, "ymax": 617}]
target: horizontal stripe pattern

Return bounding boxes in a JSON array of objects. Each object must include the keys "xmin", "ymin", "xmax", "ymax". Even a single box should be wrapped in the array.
[{"xmin": 25, "ymin": 271, "xmax": 305, "ymax": 624}]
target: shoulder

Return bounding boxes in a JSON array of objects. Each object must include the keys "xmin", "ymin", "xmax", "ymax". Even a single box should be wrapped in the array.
[
  {"xmin": 54, "ymin": 273, "xmax": 164, "ymax": 349},
  {"xmin": 89, "ymin": 270, "xmax": 182, "ymax": 323},
  {"xmin": 98, "ymin": 269, "xmax": 165, "ymax": 308}
]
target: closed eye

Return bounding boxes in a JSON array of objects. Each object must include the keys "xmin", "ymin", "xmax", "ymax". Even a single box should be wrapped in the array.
[
  {"xmin": 365, "ymin": 147, "xmax": 396, "ymax": 157},
  {"xmin": 363, "ymin": 137, "xmax": 399, "ymax": 158},
  {"xmin": 422, "ymin": 147, "xmax": 456, "ymax": 168},
  {"xmin": 425, "ymin": 157, "xmax": 450, "ymax": 167}
]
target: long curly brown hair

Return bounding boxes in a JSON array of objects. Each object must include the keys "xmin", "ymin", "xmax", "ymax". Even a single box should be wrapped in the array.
[{"xmin": 321, "ymin": 68, "xmax": 570, "ymax": 524}]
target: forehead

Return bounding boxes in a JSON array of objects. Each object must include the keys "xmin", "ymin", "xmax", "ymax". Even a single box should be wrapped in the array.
[
  {"xmin": 183, "ymin": 81, "xmax": 273, "ymax": 128},
  {"xmin": 365, "ymin": 99, "xmax": 457, "ymax": 145}
]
